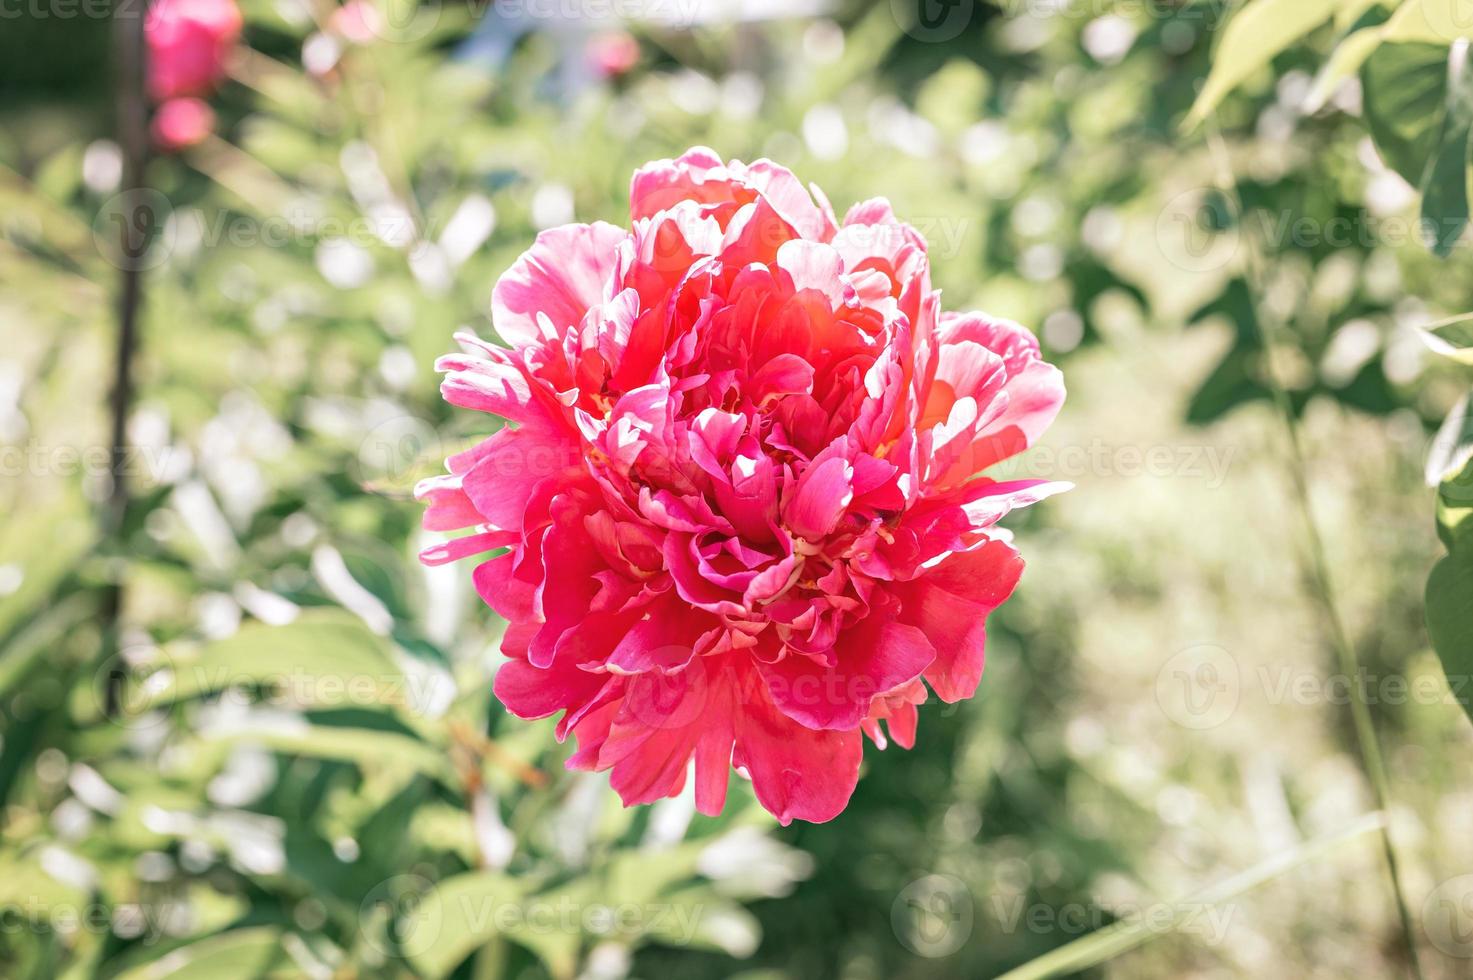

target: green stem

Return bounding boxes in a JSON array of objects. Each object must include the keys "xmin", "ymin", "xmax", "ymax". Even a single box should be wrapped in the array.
[
  {"xmin": 996, "ymin": 813, "xmax": 1387, "ymax": 980},
  {"xmin": 1203, "ymin": 121, "xmax": 1426, "ymax": 980}
]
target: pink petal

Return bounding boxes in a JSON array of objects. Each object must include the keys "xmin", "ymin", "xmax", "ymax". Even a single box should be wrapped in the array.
[
  {"xmin": 459, "ymin": 428, "xmax": 575, "ymax": 531},
  {"xmin": 734, "ymin": 681, "xmax": 863, "ymax": 826},
  {"xmin": 750, "ymin": 353, "xmax": 816, "ymax": 403},
  {"xmin": 605, "ymin": 593, "xmax": 707, "ymax": 674},
  {"xmin": 492, "ymin": 222, "xmax": 627, "ymax": 348},
  {"xmin": 629, "ymin": 146, "xmax": 730, "ymax": 221},
  {"xmin": 895, "ymin": 539, "xmax": 1024, "ymax": 702},
  {"xmin": 494, "ymin": 655, "xmax": 610, "ymax": 723},
  {"xmin": 744, "ymin": 159, "xmax": 837, "ymax": 242},
  {"xmin": 758, "ymin": 616, "xmax": 935, "ymax": 731},
  {"xmin": 784, "ymin": 455, "xmax": 853, "ymax": 540},
  {"xmin": 937, "ymin": 312, "xmax": 1067, "ymax": 471},
  {"xmin": 417, "ymin": 530, "xmax": 515, "ymax": 566},
  {"xmin": 414, "ymin": 475, "xmax": 483, "ymax": 531}
]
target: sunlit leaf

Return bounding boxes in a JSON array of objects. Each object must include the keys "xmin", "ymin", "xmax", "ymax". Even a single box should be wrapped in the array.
[
  {"xmin": 0, "ymin": 592, "xmax": 95, "ymax": 699},
  {"xmin": 1305, "ymin": 27, "xmax": 1390, "ymax": 112},
  {"xmin": 404, "ymin": 871, "xmax": 530, "ymax": 979},
  {"xmin": 1382, "ymin": 0, "xmax": 1473, "ymax": 43},
  {"xmin": 1430, "ymin": 391, "xmax": 1473, "ymax": 482},
  {"xmin": 1185, "ymin": 0, "xmax": 1339, "ymax": 128},
  {"xmin": 127, "ymin": 609, "xmax": 407, "ymax": 714},
  {"xmin": 204, "ymin": 722, "xmax": 456, "ymax": 785},
  {"xmin": 1422, "ymin": 311, "xmax": 1473, "ymax": 361},
  {"xmin": 0, "ymin": 488, "xmax": 92, "ymax": 646},
  {"xmin": 112, "ymin": 927, "xmax": 285, "ymax": 980},
  {"xmin": 646, "ymin": 888, "xmax": 761, "ymax": 957},
  {"xmin": 0, "ymin": 853, "xmax": 89, "ymax": 912}
]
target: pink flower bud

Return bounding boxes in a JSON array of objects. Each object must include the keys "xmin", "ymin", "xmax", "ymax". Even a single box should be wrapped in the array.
[
  {"xmin": 151, "ymin": 97, "xmax": 215, "ymax": 152},
  {"xmin": 145, "ymin": 0, "xmax": 243, "ymax": 102}
]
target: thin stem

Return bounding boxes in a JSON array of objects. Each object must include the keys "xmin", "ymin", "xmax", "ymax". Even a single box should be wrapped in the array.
[
  {"xmin": 104, "ymin": 0, "xmax": 150, "ymax": 713},
  {"xmin": 111, "ymin": 1, "xmax": 148, "ymax": 532},
  {"xmin": 1203, "ymin": 120, "xmax": 1426, "ymax": 979}
]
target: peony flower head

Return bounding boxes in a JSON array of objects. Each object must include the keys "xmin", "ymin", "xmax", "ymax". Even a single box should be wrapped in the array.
[
  {"xmin": 145, "ymin": 0, "xmax": 243, "ymax": 102},
  {"xmin": 151, "ymin": 97, "xmax": 215, "ymax": 152},
  {"xmin": 419, "ymin": 148, "xmax": 1067, "ymax": 824}
]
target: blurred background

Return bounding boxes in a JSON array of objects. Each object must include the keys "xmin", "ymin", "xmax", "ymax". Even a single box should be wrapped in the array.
[{"xmin": 4, "ymin": 0, "xmax": 1473, "ymax": 977}]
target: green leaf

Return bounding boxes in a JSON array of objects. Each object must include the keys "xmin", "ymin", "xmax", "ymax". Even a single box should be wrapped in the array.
[
  {"xmin": 647, "ymin": 888, "xmax": 760, "ymax": 957},
  {"xmin": 916, "ymin": 60, "xmax": 991, "ymax": 135},
  {"xmin": 403, "ymin": 871, "xmax": 529, "ymax": 979},
  {"xmin": 1428, "ymin": 547, "xmax": 1473, "ymax": 723},
  {"xmin": 0, "ymin": 488, "xmax": 92, "ymax": 646},
  {"xmin": 1185, "ymin": 0, "xmax": 1340, "ymax": 128},
  {"xmin": 1437, "ymin": 455, "xmax": 1473, "ymax": 548},
  {"xmin": 1420, "ymin": 51, "xmax": 1473, "ymax": 253},
  {"xmin": 1336, "ymin": 0, "xmax": 1396, "ymax": 32},
  {"xmin": 1305, "ymin": 1, "xmax": 1397, "ymax": 112},
  {"xmin": 112, "ymin": 927, "xmax": 285, "ymax": 980},
  {"xmin": 1382, "ymin": 0, "xmax": 1473, "ymax": 43},
  {"xmin": 0, "ymin": 853, "xmax": 90, "ymax": 912},
  {"xmin": 1422, "ymin": 311, "xmax": 1473, "ymax": 361},
  {"xmin": 1306, "ymin": 27, "xmax": 1390, "ymax": 112},
  {"xmin": 506, "ymin": 840, "xmax": 713, "ymax": 974},
  {"xmin": 126, "ymin": 609, "xmax": 407, "ymax": 714},
  {"xmin": 0, "ymin": 592, "xmax": 95, "ymax": 699},
  {"xmin": 1362, "ymin": 42, "xmax": 1452, "ymax": 185},
  {"xmin": 1187, "ymin": 346, "xmax": 1268, "ymax": 425},
  {"xmin": 204, "ymin": 723, "xmax": 456, "ymax": 785},
  {"xmin": 1430, "ymin": 391, "xmax": 1473, "ymax": 481},
  {"xmin": 994, "ymin": 813, "xmax": 1387, "ymax": 980}
]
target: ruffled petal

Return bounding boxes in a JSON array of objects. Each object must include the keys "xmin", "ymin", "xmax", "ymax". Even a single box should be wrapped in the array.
[
  {"xmin": 894, "ymin": 539, "xmax": 1024, "ymax": 702},
  {"xmin": 758, "ymin": 616, "xmax": 935, "ymax": 731},
  {"xmin": 491, "ymin": 222, "xmax": 627, "ymax": 348}
]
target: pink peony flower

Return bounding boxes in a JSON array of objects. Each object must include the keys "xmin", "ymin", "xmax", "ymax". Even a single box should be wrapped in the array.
[
  {"xmin": 419, "ymin": 148, "xmax": 1067, "ymax": 824},
  {"xmin": 151, "ymin": 97, "xmax": 215, "ymax": 152},
  {"xmin": 145, "ymin": 0, "xmax": 243, "ymax": 102}
]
